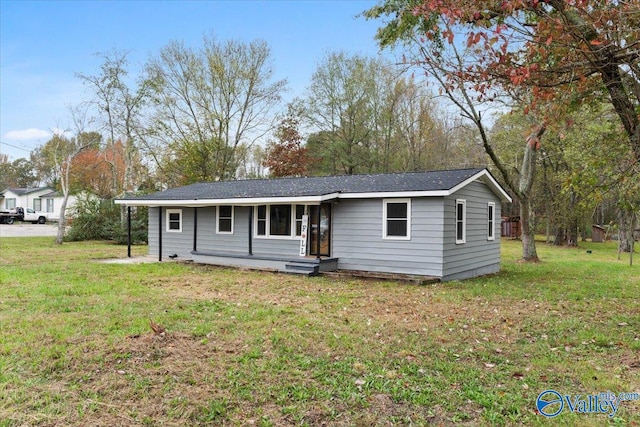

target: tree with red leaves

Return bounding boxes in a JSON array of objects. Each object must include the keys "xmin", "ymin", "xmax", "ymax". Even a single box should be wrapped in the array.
[
  {"xmin": 263, "ymin": 113, "xmax": 312, "ymax": 178},
  {"xmin": 365, "ymin": 0, "xmax": 639, "ymax": 261}
]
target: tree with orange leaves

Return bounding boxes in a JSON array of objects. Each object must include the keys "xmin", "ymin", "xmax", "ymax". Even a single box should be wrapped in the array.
[
  {"xmin": 365, "ymin": 0, "xmax": 639, "ymax": 261},
  {"xmin": 263, "ymin": 113, "xmax": 312, "ymax": 178}
]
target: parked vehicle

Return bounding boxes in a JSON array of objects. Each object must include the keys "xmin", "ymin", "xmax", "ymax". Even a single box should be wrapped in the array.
[{"xmin": 0, "ymin": 207, "xmax": 49, "ymax": 224}]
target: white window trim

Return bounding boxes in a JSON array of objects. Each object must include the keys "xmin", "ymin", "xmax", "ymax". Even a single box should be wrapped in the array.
[
  {"xmin": 487, "ymin": 202, "xmax": 496, "ymax": 241},
  {"xmin": 456, "ymin": 199, "xmax": 466, "ymax": 244},
  {"xmin": 216, "ymin": 205, "xmax": 234, "ymax": 234},
  {"xmin": 382, "ymin": 198, "xmax": 411, "ymax": 241},
  {"xmin": 254, "ymin": 204, "xmax": 299, "ymax": 240},
  {"xmin": 166, "ymin": 208, "xmax": 182, "ymax": 233},
  {"xmin": 294, "ymin": 204, "xmax": 306, "ymax": 237}
]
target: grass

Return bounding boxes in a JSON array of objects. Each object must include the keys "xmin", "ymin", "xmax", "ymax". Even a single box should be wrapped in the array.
[{"xmin": 0, "ymin": 237, "xmax": 638, "ymax": 426}]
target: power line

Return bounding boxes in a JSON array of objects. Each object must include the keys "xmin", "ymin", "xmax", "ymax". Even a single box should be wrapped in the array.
[{"xmin": 0, "ymin": 141, "xmax": 33, "ymax": 153}]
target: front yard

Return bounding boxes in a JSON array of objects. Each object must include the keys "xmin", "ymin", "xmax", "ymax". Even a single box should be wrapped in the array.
[{"xmin": 0, "ymin": 237, "xmax": 638, "ymax": 426}]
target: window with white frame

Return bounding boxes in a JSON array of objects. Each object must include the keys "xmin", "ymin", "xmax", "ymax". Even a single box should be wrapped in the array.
[
  {"xmin": 166, "ymin": 209, "xmax": 182, "ymax": 232},
  {"xmin": 256, "ymin": 205, "xmax": 267, "ymax": 236},
  {"xmin": 294, "ymin": 205, "xmax": 305, "ymax": 237},
  {"xmin": 487, "ymin": 202, "xmax": 495, "ymax": 240},
  {"xmin": 456, "ymin": 199, "xmax": 466, "ymax": 244},
  {"xmin": 217, "ymin": 205, "xmax": 233, "ymax": 234},
  {"xmin": 46, "ymin": 199, "xmax": 54, "ymax": 213},
  {"xmin": 6, "ymin": 198, "xmax": 16, "ymax": 210},
  {"xmin": 383, "ymin": 199, "xmax": 411, "ymax": 240},
  {"xmin": 33, "ymin": 199, "xmax": 42, "ymax": 211},
  {"xmin": 255, "ymin": 204, "xmax": 302, "ymax": 238}
]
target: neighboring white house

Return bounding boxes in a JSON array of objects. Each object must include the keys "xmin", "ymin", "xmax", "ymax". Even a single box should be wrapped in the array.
[{"xmin": 0, "ymin": 187, "xmax": 78, "ymax": 221}]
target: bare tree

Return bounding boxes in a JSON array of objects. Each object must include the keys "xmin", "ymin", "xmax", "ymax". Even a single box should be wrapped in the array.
[{"xmin": 145, "ymin": 37, "xmax": 287, "ymax": 184}]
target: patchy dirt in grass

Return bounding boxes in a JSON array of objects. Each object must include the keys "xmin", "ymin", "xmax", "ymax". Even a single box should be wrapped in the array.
[{"xmin": 3, "ymin": 257, "xmax": 640, "ymax": 426}]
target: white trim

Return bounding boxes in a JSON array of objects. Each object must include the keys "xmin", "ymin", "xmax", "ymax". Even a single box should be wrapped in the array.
[
  {"xmin": 216, "ymin": 205, "xmax": 234, "ymax": 234},
  {"xmin": 487, "ymin": 202, "xmax": 496, "ymax": 241},
  {"xmin": 116, "ymin": 193, "xmax": 339, "ymax": 207},
  {"xmin": 166, "ymin": 209, "xmax": 182, "ymax": 233},
  {"xmin": 455, "ymin": 199, "xmax": 466, "ymax": 244},
  {"xmin": 254, "ymin": 204, "xmax": 301, "ymax": 240},
  {"xmin": 382, "ymin": 198, "xmax": 411, "ymax": 240}
]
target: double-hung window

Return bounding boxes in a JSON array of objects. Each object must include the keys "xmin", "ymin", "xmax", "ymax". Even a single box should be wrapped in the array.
[
  {"xmin": 166, "ymin": 209, "xmax": 182, "ymax": 232},
  {"xmin": 217, "ymin": 205, "xmax": 233, "ymax": 234},
  {"xmin": 294, "ymin": 205, "xmax": 305, "ymax": 237},
  {"xmin": 383, "ymin": 199, "xmax": 411, "ymax": 240},
  {"xmin": 456, "ymin": 199, "xmax": 466, "ymax": 244},
  {"xmin": 487, "ymin": 202, "xmax": 495, "ymax": 241}
]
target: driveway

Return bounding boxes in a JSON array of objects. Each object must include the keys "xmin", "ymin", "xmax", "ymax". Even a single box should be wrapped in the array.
[{"xmin": 0, "ymin": 223, "xmax": 60, "ymax": 238}]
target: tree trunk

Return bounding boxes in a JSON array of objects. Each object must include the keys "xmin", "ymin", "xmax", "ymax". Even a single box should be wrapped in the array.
[
  {"xmin": 617, "ymin": 209, "xmax": 637, "ymax": 264},
  {"xmin": 55, "ymin": 193, "xmax": 68, "ymax": 245},
  {"xmin": 553, "ymin": 226, "xmax": 565, "ymax": 246},
  {"xmin": 516, "ymin": 123, "xmax": 545, "ymax": 261},
  {"xmin": 520, "ymin": 196, "xmax": 539, "ymax": 261}
]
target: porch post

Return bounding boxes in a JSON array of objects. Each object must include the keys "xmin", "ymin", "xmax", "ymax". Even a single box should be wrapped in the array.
[
  {"xmin": 248, "ymin": 206, "xmax": 253, "ymax": 255},
  {"xmin": 193, "ymin": 207, "xmax": 198, "ymax": 252},
  {"xmin": 127, "ymin": 206, "xmax": 131, "ymax": 258},
  {"xmin": 158, "ymin": 206, "xmax": 162, "ymax": 262}
]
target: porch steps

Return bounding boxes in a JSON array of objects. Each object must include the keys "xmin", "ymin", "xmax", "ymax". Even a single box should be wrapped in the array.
[{"xmin": 284, "ymin": 261, "xmax": 320, "ymax": 276}]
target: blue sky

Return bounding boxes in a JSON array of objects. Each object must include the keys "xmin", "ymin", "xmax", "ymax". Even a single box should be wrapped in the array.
[{"xmin": 0, "ymin": 0, "xmax": 392, "ymax": 160}]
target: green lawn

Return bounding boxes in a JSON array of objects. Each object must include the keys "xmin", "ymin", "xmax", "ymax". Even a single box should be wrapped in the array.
[{"xmin": 0, "ymin": 237, "xmax": 638, "ymax": 426}]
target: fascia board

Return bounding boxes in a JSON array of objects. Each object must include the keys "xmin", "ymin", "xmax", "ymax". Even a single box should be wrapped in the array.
[{"xmin": 115, "ymin": 193, "xmax": 340, "ymax": 207}]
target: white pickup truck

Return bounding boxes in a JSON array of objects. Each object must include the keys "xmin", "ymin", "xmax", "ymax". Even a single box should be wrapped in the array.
[{"xmin": 0, "ymin": 207, "xmax": 49, "ymax": 224}]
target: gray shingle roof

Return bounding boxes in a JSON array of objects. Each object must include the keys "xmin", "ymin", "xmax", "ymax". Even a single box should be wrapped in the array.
[{"xmin": 122, "ymin": 168, "xmax": 493, "ymax": 202}]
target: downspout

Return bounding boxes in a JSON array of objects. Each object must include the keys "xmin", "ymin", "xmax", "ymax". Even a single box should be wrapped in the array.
[{"xmin": 158, "ymin": 206, "xmax": 162, "ymax": 262}]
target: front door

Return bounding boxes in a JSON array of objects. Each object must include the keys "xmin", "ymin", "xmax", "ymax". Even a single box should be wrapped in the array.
[{"xmin": 309, "ymin": 203, "xmax": 331, "ymax": 257}]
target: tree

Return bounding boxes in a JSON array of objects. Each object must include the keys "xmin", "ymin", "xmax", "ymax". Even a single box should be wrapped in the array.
[
  {"xmin": 364, "ymin": 0, "xmax": 640, "ymax": 260},
  {"xmin": 365, "ymin": 0, "xmax": 640, "ymax": 162},
  {"xmin": 263, "ymin": 108, "xmax": 312, "ymax": 177},
  {"xmin": 0, "ymin": 156, "xmax": 39, "ymax": 189},
  {"xmin": 305, "ymin": 52, "xmax": 385, "ymax": 175},
  {"xmin": 145, "ymin": 37, "xmax": 287, "ymax": 184},
  {"xmin": 76, "ymin": 50, "xmax": 149, "ymax": 198}
]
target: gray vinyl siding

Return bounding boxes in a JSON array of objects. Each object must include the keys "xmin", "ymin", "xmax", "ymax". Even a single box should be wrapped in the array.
[
  {"xmin": 148, "ymin": 206, "xmax": 196, "ymax": 260},
  {"xmin": 332, "ymin": 198, "xmax": 445, "ymax": 277},
  {"xmin": 442, "ymin": 181, "xmax": 502, "ymax": 280},
  {"xmin": 149, "ymin": 206, "xmax": 302, "ymax": 260}
]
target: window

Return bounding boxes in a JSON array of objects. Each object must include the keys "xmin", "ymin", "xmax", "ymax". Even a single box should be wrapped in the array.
[
  {"xmin": 383, "ymin": 199, "xmax": 411, "ymax": 240},
  {"xmin": 270, "ymin": 204, "xmax": 291, "ymax": 236},
  {"xmin": 255, "ymin": 204, "xmax": 299, "ymax": 238},
  {"xmin": 294, "ymin": 205, "xmax": 305, "ymax": 237},
  {"xmin": 456, "ymin": 199, "xmax": 466, "ymax": 244},
  {"xmin": 46, "ymin": 199, "xmax": 54, "ymax": 213},
  {"xmin": 487, "ymin": 202, "xmax": 495, "ymax": 241},
  {"xmin": 33, "ymin": 199, "xmax": 41, "ymax": 211},
  {"xmin": 166, "ymin": 209, "xmax": 182, "ymax": 232},
  {"xmin": 217, "ymin": 205, "xmax": 233, "ymax": 234},
  {"xmin": 256, "ymin": 205, "xmax": 267, "ymax": 236},
  {"xmin": 6, "ymin": 198, "xmax": 16, "ymax": 210}
]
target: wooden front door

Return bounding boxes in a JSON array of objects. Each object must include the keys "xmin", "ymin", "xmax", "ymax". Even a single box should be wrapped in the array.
[{"xmin": 309, "ymin": 203, "xmax": 331, "ymax": 257}]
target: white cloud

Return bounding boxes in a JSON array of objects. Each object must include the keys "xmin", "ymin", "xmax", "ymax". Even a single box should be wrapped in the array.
[{"xmin": 4, "ymin": 128, "xmax": 51, "ymax": 141}]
